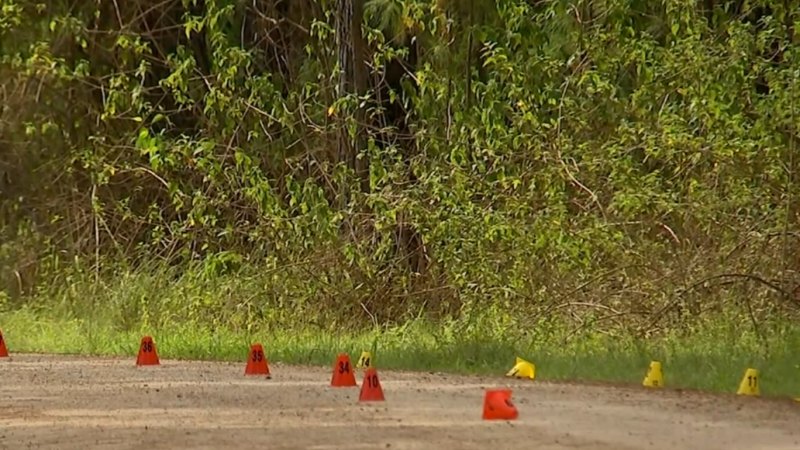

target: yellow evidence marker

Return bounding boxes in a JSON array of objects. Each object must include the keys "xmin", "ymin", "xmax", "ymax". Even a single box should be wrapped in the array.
[
  {"xmin": 737, "ymin": 368, "xmax": 760, "ymax": 396},
  {"xmin": 642, "ymin": 361, "xmax": 664, "ymax": 388},
  {"xmin": 506, "ymin": 356, "xmax": 536, "ymax": 380},
  {"xmin": 356, "ymin": 351, "xmax": 373, "ymax": 369}
]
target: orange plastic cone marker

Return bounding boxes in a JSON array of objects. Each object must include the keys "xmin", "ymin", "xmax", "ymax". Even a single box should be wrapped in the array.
[
  {"xmin": 136, "ymin": 335, "xmax": 160, "ymax": 366},
  {"xmin": 245, "ymin": 343, "xmax": 271, "ymax": 377},
  {"xmin": 0, "ymin": 330, "xmax": 8, "ymax": 358},
  {"xmin": 359, "ymin": 367, "xmax": 385, "ymax": 401},
  {"xmin": 331, "ymin": 353, "xmax": 357, "ymax": 387},
  {"xmin": 482, "ymin": 389, "xmax": 519, "ymax": 420}
]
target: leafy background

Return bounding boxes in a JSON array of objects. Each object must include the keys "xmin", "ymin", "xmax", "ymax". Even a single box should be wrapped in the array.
[{"xmin": 1, "ymin": 0, "xmax": 799, "ymax": 392}]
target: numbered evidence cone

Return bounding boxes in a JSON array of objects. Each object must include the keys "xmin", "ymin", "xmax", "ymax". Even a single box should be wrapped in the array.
[
  {"xmin": 505, "ymin": 356, "xmax": 535, "ymax": 380},
  {"xmin": 737, "ymin": 368, "xmax": 760, "ymax": 396},
  {"xmin": 356, "ymin": 351, "xmax": 373, "ymax": 370},
  {"xmin": 482, "ymin": 388, "xmax": 519, "ymax": 421},
  {"xmin": 136, "ymin": 335, "xmax": 160, "ymax": 366},
  {"xmin": 330, "ymin": 353, "xmax": 357, "ymax": 387},
  {"xmin": 642, "ymin": 361, "xmax": 664, "ymax": 388},
  {"xmin": 244, "ymin": 343, "xmax": 271, "ymax": 378},
  {"xmin": 0, "ymin": 329, "xmax": 8, "ymax": 358},
  {"xmin": 358, "ymin": 367, "xmax": 385, "ymax": 402}
]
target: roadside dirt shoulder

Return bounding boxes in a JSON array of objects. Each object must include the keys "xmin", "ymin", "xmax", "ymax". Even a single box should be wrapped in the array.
[{"xmin": 1, "ymin": 354, "xmax": 798, "ymax": 449}]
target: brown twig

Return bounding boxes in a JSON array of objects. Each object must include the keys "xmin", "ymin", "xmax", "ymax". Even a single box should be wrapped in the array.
[{"xmin": 644, "ymin": 272, "xmax": 800, "ymax": 335}]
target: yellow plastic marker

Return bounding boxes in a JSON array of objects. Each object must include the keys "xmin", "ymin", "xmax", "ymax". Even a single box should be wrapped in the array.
[
  {"xmin": 737, "ymin": 368, "xmax": 760, "ymax": 396},
  {"xmin": 642, "ymin": 361, "xmax": 664, "ymax": 388},
  {"xmin": 505, "ymin": 356, "xmax": 536, "ymax": 380},
  {"xmin": 356, "ymin": 351, "xmax": 373, "ymax": 369}
]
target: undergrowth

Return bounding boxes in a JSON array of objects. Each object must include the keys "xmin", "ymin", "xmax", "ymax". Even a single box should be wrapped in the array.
[{"xmin": 2, "ymin": 263, "xmax": 799, "ymax": 399}]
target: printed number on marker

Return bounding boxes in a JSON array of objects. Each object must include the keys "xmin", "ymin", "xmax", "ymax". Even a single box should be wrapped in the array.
[
  {"xmin": 748, "ymin": 375, "xmax": 758, "ymax": 387},
  {"xmin": 363, "ymin": 358, "xmax": 370, "ymax": 367},
  {"xmin": 339, "ymin": 361, "xmax": 350, "ymax": 374},
  {"xmin": 367, "ymin": 374, "xmax": 379, "ymax": 388},
  {"xmin": 252, "ymin": 350, "xmax": 263, "ymax": 362},
  {"xmin": 142, "ymin": 342, "xmax": 153, "ymax": 352}
]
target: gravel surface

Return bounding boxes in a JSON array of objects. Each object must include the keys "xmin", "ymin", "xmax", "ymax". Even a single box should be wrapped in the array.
[{"xmin": 1, "ymin": 354, "xmax": 799, "ymax": 449}]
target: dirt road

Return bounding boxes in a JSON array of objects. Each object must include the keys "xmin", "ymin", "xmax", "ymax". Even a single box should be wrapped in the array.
[{"xmin": 1, "ymin": 354, "xmax": 799, "ymax": 450}]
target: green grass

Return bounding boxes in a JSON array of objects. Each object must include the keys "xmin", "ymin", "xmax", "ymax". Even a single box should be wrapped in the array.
[
  {"xmin": 2, "ymin": 261, "xmax": 798, "ymax": 399},
  {"xmin": 2, "ymin": 306, "xmax": 799, "ymax": 399}
]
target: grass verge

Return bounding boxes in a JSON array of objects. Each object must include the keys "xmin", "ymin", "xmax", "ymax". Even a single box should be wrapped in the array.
[{"xmin": 1, "ymin": 306, "xmax": 799, "ymax": 399}]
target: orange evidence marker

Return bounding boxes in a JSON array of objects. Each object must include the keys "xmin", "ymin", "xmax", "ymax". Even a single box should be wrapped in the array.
[
  {"xmin": 245, "ymin": 343, "xmax": 271, "ymax": 377},
  {"xmin": 482, "ymin": 389, "xmax": 519, "ymax": 421},
  {"xmin": 0, "ymin": 330, "xmax": 8, "ymax": 358},
  {"xmin": 136, "ymin": 335, "xmax": 160, "ymax": 366},
  {"xmin": 330, "ymin": 353, "xmax": 357, "ymax": 387},
  {"xmin": 358, "ymin": 367, "xmax": 385, "ymax": 402}
]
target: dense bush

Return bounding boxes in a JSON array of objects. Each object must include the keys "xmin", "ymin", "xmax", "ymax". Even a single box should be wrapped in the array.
[{"xmin": 1, "ymin": 0, "xmax": 799, "ymax": 333}]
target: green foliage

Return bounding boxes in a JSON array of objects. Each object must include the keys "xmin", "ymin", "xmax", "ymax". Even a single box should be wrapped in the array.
[{"xmin": 0, "ymin": 0, "xmax": 799, "ymax": 343}]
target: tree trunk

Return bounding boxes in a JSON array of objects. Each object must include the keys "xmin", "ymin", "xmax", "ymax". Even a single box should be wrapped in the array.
[{"xmin": 335, "ymin": 0, "xmax": 369, "ymax": 196}]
